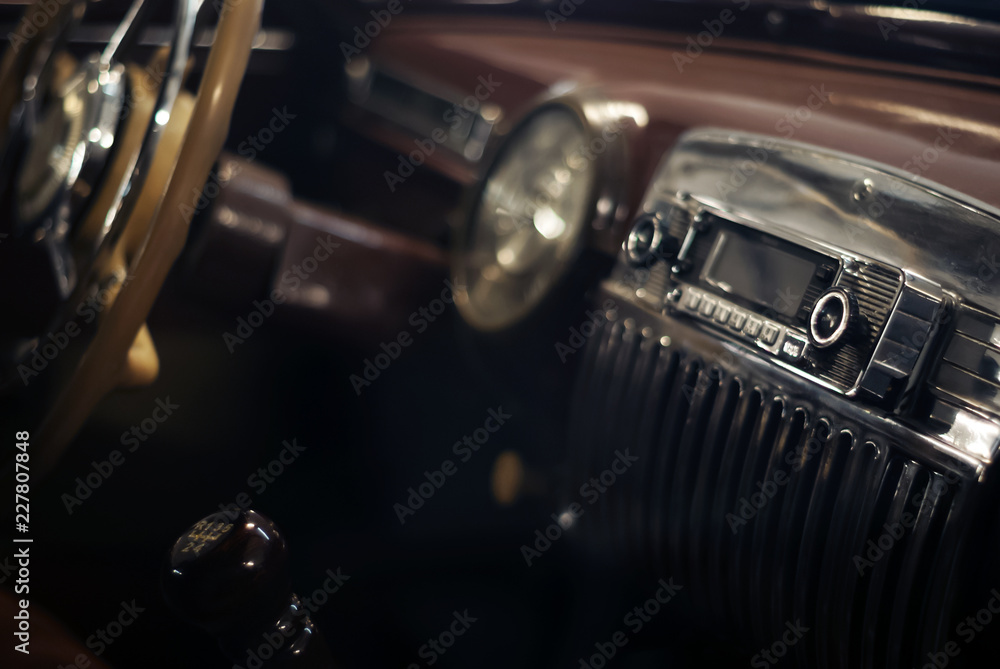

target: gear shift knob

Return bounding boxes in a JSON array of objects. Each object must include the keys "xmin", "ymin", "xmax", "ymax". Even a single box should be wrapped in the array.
[{"xmin": 163, "ymin": 509, "xmax": 333, "ymax": 668}]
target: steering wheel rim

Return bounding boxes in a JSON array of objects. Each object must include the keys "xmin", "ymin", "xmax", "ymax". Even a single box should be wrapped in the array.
[{"xmin": 0, "ymin": 0, "xmax": 263, "ymax": 476}]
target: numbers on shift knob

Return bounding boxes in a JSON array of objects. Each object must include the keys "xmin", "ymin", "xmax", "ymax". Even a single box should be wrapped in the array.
[
  {"xmin": 162, "ymin": 509, "xmax": 335, "ymax": 668},
  {"xmin": 180, "ymin": 519, "xmax": 233, "ymax": 555}
]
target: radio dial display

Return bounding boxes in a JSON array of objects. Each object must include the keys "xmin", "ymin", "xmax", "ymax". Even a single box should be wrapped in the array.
[{"xmin": 704, "ymin": 231, "xmax": 824, "ymax": 319}]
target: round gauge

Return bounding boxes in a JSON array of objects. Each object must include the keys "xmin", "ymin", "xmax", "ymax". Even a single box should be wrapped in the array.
[{"xmin": 454, "ymin": 105, "xmax": 598, "ymax": 331}]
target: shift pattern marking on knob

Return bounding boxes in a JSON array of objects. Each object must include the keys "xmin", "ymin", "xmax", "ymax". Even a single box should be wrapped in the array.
[
  {"xmin": 180, "ymin": 519, "xmax": 234, "ymax": 555},
  {"xmin": 163, "ymin": 509, "xmax": 335, "ymax": 668}
]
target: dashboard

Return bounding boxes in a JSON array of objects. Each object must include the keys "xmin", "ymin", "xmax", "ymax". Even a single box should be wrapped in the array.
[
  {"xmin": 5, "ymin": 2, "xmax": 1000, "ymax": 668},
  {"xmin": 333, "ymin": 11, "xmax": 1000, "ymax": 668}
]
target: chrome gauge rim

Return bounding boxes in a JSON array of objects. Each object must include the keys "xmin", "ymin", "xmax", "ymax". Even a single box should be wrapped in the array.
[{"xmin": 453, "ymin": 95, "xmax": 632, "ymax": 332}]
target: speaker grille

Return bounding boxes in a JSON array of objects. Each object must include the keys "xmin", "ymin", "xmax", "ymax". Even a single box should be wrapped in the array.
[{"xmin": 570, "ymin": 314, "xmax": 973, "ymax": 667}]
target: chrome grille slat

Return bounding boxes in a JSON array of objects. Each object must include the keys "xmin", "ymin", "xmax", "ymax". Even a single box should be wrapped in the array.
[
  {"xmin": 648, "ymin": 359, "xmax": 702, "ymax": 572},
  {"xmin": 571, "ymin": 310, "xmax": 975, "ymax": 667},
  {"xmin": 857, "ymin": 459, "xmax": 924, "ymax": 668},
  {"xmin": 593, "ymin": 322, "xmax": 635, "ymax": 557},
  {"xmin": 815, "ymin": 440, "xmax": 885, "ymax": 669},
  {"xmin": 908, "ymin": 486, "xmax": 970, "ymax": 664},
  {"xmin": 749, "ymin": 407, "xmax": 807, "ymax": 643},
  {"xmin": 627, "ymin": 341, "xmax": 679, "ymax": 565},
  {"xmin": 686, "ymin": 375, "xmax": 741, "ymax": 617},
  {"xmin": 770, "ymin": 419, "xmax": 829, "ymax": 645},
  {"xmin": 608, "ymin": 326, "xmax": 648, "ymax": 554},
  {"xmin": 573, "ymin": 319, "xmax": 619, "ymax": 557},
  {"xmin": 664, "ymin": 367, "xmax": 719, "ymax": 583},
  {"xmin": 883, "ymin": 470, "xmax": 947, "ymax": 666},
  {"xmin": 792, "ymin": 430, "xmax": 854, "ymax": 667},
  {"xmin": 706, "ymin": 387, "xmax": 763, "ymax": 630},
  {"xmin": 729, "ymin": 396, "xmax": 784, "ymax": 641}
]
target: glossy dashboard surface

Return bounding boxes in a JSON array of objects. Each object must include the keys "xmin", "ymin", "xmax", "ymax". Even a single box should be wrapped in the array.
[{"xmin": 353, "ymin": 15, "xmax": 1000, "ymax": 233}]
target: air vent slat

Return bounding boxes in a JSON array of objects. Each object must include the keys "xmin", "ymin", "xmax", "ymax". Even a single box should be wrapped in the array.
[{"xmin": 838, "ymin": 442, "xmax": 892, "ymax": 669}]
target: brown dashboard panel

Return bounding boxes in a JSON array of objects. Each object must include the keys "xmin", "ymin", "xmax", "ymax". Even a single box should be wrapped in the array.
[
  {"xmin": 183, "ymin": 154, "xmax": 448, "ymax": 349},
  {"xmin": 275, "ymin": 198, "xmax": 449, "ymax": 346},
  {"xmin": 356, "ymin": 16, "xmax": 1000, "ymax": 251}
]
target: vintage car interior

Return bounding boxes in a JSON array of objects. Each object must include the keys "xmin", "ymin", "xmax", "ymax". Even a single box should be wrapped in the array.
[{"xmin": 2, "ymin": 0, "xmax": 1000, "ymax": 667}]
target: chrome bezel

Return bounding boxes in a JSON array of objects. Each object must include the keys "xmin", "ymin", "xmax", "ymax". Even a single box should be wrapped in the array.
[
  {"xmin": 625, "ymin": 214, "xmax": 663, "ymax": 266},
  {"xmin": 809, "ymin": 288, "xmax": 852, "ymax": 349}
]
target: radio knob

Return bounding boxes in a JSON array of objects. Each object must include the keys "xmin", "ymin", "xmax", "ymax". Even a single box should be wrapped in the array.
[
  {"xmin": 625, "ymin": 214, "xmax": 663, "ymax": 265},
  {"xmin": 809, "ymin": 288, "xmax": 864, "ymax": 349}
]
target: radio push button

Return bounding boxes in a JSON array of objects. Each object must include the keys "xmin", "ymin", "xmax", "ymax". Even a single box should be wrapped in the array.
[
  {"xmin": 714, "ymin": 304, "xmax": 732, "ymax": 324},
  {"xmin": 699, "ymin": 299, "xmax": 717, "ymax": 318},
  {"xmin": 744, "ymin": 317, "xmax": 763, "ymax": 338},
  {"xmin": 685, "ymin": 291, "xmax": 701, "ymax": 310},
  {"xmin": 729, "ymin": 310, "xmax": 747, "ymax": 331},
  {"xmin": 760, "ymin": 322, "xmax": 780, "ymax": 346},
  {"xmin": 780, "ymin": 334, "xmax": 808, "ymax": 361}
]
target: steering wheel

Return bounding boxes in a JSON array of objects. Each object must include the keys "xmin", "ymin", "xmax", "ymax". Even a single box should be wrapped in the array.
[{"xmin": 0, "ymin": 0, "xmax": 261, "ymax": 476}]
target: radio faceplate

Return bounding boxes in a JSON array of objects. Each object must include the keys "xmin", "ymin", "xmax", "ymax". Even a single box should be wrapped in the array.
[
  {"xmin": 614, "ymin": 129, "xmax": 1000, "ymax": 475},
  {"xmin": 659, "ymin": 208, "xmax": 906, "ymax": 394}
]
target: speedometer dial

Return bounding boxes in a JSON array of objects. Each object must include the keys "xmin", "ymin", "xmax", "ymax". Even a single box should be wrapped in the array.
[{"xmin": 454, "ymin": 105, "xmax": 597, "ymax": 331}]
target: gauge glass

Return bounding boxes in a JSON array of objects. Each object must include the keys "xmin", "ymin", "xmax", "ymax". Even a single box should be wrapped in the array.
[{"xmin": 458, "ymin": 106, "xmax": 595, "ymax": 330}]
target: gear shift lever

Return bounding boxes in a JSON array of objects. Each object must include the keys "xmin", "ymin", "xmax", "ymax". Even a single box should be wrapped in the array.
[{"xmin": 162, "ymin": 509, "xmax": 334, "ymax": 668}]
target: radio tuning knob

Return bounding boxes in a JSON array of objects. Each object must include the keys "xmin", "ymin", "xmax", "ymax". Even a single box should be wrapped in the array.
[
  {"xmin": 809, "ymin": 288, "xmax": 865, "ymax": 349},
  {"xmin": 625, "ymin": 214, "xmax": 681, "ymax": 266},
  {"xmin": 625, "ymin": 214, "xmax": 662, "ymax": 265}
]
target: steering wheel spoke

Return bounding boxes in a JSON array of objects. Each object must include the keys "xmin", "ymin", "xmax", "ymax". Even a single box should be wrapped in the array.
[{"xmin": 0, "ymin": 0, "xmax": 263, "ymax": 476}]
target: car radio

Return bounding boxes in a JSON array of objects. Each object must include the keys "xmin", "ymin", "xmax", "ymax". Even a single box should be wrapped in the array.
[
  {"xmin": 624, "ymin": 197, "xmax": 945, "ymax": 408},
  {"xmin": 613, "ymin": 129, "xmax": 1000, "ymax": 421}
]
